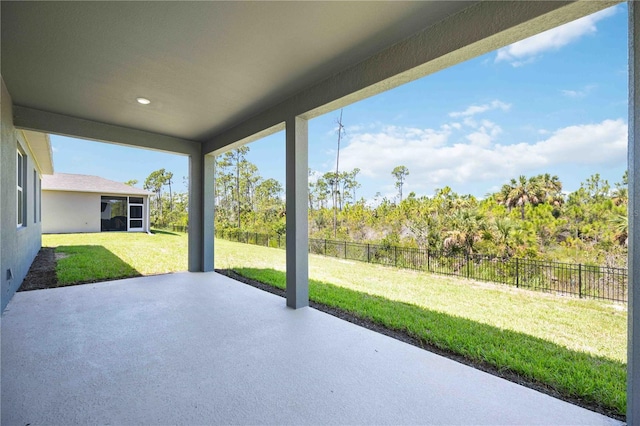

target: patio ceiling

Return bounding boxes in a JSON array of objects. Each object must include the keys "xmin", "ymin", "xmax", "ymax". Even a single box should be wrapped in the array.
[
  {"xmin": 0, "ymin": 1, "xmax": 617, "ymax": 154},
  {"xmin": 1, "ymin": 1, "xmax": 474, "ymax": 143}
]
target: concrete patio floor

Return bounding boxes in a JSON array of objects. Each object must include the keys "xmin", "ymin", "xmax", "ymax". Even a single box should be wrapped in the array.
[{"xmin": 1, "ymin": 272, "xmax": 621, "ymax": 425}]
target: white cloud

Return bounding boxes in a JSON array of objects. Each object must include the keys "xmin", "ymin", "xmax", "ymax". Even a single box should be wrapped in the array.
[
  {"xmin": 449, "ymin": 100, "xmax": 511, "ymax": 118},
  {"xmin": 465, "ymin": 120, "xmax": 502, "ymax": 147},
  {"xmin": 495, "ymin": 6, "xmax": 617, "ymax": 67},
  {"xmin": 561, "ymin": 84, "xmax": 596, "ymax": 98},
  {"xmin": 338, "ymin": 119, "xmax": 627, "ymax": 194},
  {"xmin": 561, "ymin": 89, "xmax": 582, "ymax": 98},
  {"xmin": 528, "ymin": 119, "xmax": 627, "ymax": 165}
]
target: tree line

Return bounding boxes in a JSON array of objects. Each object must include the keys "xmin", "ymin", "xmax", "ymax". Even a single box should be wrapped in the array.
[{"xmin": 136, "ymin": 146, "xmax": 628, "ymax": 268}]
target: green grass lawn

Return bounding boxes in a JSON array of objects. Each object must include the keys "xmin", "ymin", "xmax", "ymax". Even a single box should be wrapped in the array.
[
  {"xmin": 42, "ymin": 232, "xmax": 628, "ymax": 416},
  {"xmin": 215, "ymin": 239, "xmax": 626, "ymax": 363},
  {"xmin": 43, "ymin": 230, "xmax": 188, "ymax": 284}
]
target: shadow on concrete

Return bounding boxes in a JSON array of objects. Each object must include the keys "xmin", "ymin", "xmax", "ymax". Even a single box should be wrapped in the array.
[{"xmin": 218, "ymin": 267, "xmax": 627, "ymax": 421}]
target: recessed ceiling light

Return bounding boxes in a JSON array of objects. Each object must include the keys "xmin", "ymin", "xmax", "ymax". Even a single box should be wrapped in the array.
[{"xmin": 136, "ymin": 97, "xmax": 151, "ymax": 105}]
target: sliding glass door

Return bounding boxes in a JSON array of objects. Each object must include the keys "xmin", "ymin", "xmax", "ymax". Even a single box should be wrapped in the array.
[{"xmin": 100, "ymin": 197, "xmax": 127, "ymax": 232}]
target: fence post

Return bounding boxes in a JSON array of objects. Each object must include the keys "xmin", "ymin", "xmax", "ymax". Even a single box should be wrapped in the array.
[
  {"xmin": 394, "ymin": 246, "xmax": 398, "ymax": 267},
  {"xmin": 516, "ymin": 258, "xmax": 519, "ymax": 288},
  {"xmin": 344, "ymin": 241, "xmax": 347, "ymax": 259},
  {"xmin": 427, "ymin": 249, "xmax": 430, "ymax": 272},
  {"xmin": 367, "ymin": 244, "xmax": 370, "ymax": 263},
  {"xmin": 466, "ymin": 252, "xmax": 470, "ymax": 278},
  {"xmin": 579, "ymin": 263, "xmax": 583, "ymax": 298},
  {"xmin": 324, "ymin": 239, "xmax": 327, "ymax": 255}
]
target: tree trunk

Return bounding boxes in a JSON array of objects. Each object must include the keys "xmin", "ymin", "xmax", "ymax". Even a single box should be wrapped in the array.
[{"xmin": 236, "ymin": 157, "xmax": 241, "ymax": 230}]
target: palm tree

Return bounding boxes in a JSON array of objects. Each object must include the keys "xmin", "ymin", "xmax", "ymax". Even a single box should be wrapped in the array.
[
  {"xmin": 491, "ymin": 218, "xmax": 517, "ymax": 257},
  {"xmin": 443, "ymin": 209, "xmax": 486, "ymax": 254},
  {"xmin": 611, "ymin": 213, "xmax": 628, "ymax": 246},
  {"xmin": 497, "ymin": 175, "xmax": 543, "ymax": 220},
  {"xmin": 537, "ymin": 173, "xmax": 563, "ymax": 205},
  {"xmin": 611, "ymin": 187, "xmax": 628, "ymax": 206},
  {"xmin": 391, "ymin": 165, "xmax": 410, "ymax": 202}
]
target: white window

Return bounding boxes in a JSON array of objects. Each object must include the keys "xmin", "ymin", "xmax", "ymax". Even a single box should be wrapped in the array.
[
  {"xmin": 33, "ymin": 169, "xmax": 37, "ymax": 223},
  {"xmin": 39, "ymin": 177, "xmax": 42, "ymax": 222},
  {"xmin": 17, "ymin": 149, "xmax": 26, "ymax": 227}
]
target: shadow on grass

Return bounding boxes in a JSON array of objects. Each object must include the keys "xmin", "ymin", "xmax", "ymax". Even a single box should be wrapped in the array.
[
  {"xmin": 150, "ymin": 229, "xmax": 181, "ymax": 236},
  {"xmin": 223, "ymin": 267, "xmax": 626, "ymax": 420},
  {"xmin": 54, "ymin": 245, "xmax": 141, "ymax": 286}
]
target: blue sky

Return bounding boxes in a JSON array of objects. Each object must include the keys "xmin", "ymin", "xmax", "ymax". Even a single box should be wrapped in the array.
[{"xmin": 51, "ymin": 3, "xmax": 628, "ymax": 201}]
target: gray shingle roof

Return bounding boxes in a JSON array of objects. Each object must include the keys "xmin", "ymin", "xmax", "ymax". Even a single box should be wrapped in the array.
[{"xmin": 42, "ymin": 173, "xmax": 152, "ymax": 196}]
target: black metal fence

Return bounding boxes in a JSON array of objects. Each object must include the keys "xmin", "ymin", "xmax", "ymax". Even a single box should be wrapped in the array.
[{"xmin": 214, "ymin": 229, "xmax": 628, "ymax": 303}]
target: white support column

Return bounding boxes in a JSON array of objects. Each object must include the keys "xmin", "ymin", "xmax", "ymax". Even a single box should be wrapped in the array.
[
  {"xmin": 629, "ymin": 1, "xmax": 640, "ymax": 423},
  {"xmin": 188, "ymin": 147, "xmax": 214, "ymax": 272},
  {"xmin": 285, "ymin": 116, "xmax": 309, "ymax": 309}
]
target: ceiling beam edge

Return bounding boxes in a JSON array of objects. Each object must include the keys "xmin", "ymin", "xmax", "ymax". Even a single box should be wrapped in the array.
[
  {"xmin": 204, "ymin": 0, "xmax": 620, "ymax": 155},
  {"xmin": 13, "ymin": 106, "xmax": 200, "ymax": 157}
]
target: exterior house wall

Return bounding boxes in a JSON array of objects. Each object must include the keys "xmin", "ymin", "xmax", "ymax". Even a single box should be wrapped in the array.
[
  {"xmin": 42, "ymin": 191, "xmax": 100, "ymax": 234},
  {"xmin": 1, "ymin": 78, "xmax": 43, "ymax": 312},
  {"xmin": 42, "ymin": 192, "xmax": 150, "ymax": 234}
]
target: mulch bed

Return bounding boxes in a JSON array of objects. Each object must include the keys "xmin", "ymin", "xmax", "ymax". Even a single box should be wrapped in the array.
[
  {"xmin": 13, "ymin": 250, "xmax": 622, "ymax": 420},
  {"xmin": 17, "ymin": 247, "xmax": 58, "ymax": 291}
]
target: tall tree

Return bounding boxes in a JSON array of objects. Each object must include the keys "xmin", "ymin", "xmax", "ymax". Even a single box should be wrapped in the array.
[
  {"xmin": 255, "ymin": 178, "xmax": 284, "ymax": 223},
  {"xmin": 332, "ymin": 109, "xmax": 345, "ymax": 237},
  {"xmin": 583, "ymin": 173, "xmax": 610, "ymax": 201},
  {"xmin": 308, "ymin": 169, "xmax": 316, "ymax": 213},
  {"xmin": 391, "ymin": 166, "xmax": 410, "ymax": 202},
  {"xmin": 222, "ymin": 146, "xmax": 250, "ymax": 229},
  {"xmin": 165, "ymin": 171, "xmax": 174, "ymax": 212},
  {"xmin": 314, "ymin": 176, "xmax": 330, "ymax": 209},
  {"xmin": 144, "ymin": 168, "xmax": 167, "ymax": 220}
]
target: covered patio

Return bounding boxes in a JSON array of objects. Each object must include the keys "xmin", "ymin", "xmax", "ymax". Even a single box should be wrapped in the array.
[
  {"xmin": 0, "ymin": 273, "xmax": 620, "ymax": 425},
  {"xmin": 1, "ymin": 0, "xmax": 639, "ymax": 423}
]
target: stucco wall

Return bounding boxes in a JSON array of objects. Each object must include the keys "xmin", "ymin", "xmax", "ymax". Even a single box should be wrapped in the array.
[
  {"xmin": 42, "ymin": 191, "xmax": 100, "ymax": 234},
  {"xmin": 42, "ymin": 193, "xmax": 150, "ymax": 233},
  {"xmin": 1, "ymin": 78, "xmax": 44, "ymax": 312},
  {"xmin": 42, "ymin": 191, "xmax": 101, "ymax": 233}
]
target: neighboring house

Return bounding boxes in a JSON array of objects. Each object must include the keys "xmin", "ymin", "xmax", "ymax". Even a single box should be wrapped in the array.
[
  {"xmin": 42, "ymin": 173, "xmax": 152, "ymax": 234},
  {"xmin": 1, "ymin": 79, "xmax": 54, "ymax": 312}
]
